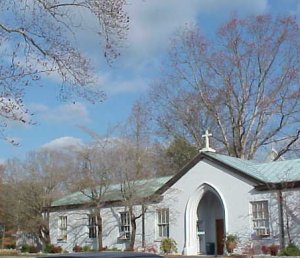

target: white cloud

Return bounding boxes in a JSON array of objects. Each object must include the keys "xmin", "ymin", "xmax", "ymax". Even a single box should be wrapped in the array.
[
  {"xmin": 95, "ymin": 0, "xmax": 268, "ymax": 95},
  {"xmin": 96, "ymin": 73, "xmax": 149, "ymax": 96},
  {"xmin": 41, "ymin": 136, "xmax": 123, "ymax": 152},
  {"xmin": 27, "ymin": 0, "xmax": 267, "ymax": 96},
  {"xmin": 123, "ymin": 0, "xmax": 268, "ymax": 65},
  {"xmin": 109, "ymin": 78, "xmax": 148, "ymax": 95},
  {"xmin": 42, "ymin": 136, "xmax": 84, "ymax": 151},
  {"xmin": 29, "ymin": 103, "xmax": 49, "ymax": 113},
  {"xmin": 124, "ymin": 1, "xmax": 198, "ymax": 64},
  {"xmin": 31, "ymin": 102, "xmax": 91, "ymax": 125}
]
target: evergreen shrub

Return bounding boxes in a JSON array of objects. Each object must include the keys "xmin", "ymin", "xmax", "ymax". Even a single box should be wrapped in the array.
[
  {"xmin": 44, "ymin": 243, "xmax": 62, "ymax": 253},
  {"xmin": 278, "ymin": 243, "xmax": 300, "ymax": 256}
]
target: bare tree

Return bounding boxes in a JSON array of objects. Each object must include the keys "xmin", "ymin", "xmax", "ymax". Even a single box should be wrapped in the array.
[
  {"xmin": 1, "ymin": 149, "xmax": 74, "ymax": 245},
  {"xmin": 0, "ymin": 0, "xmax": 129, "ymax": 143},
  {"xmin": 74, "ymin": 113, "xmax": 174, "ymax": 250},
  {"xmin": 113, "ymin": 102, "xmax": 158, "ymax": 251},
  {"xmin": 74, "ymin": 138, "xmax": 115, "ymax": 251},
  {"xmin": 149, "ymin": 15, "xmax": 300, "ymax": 159}
]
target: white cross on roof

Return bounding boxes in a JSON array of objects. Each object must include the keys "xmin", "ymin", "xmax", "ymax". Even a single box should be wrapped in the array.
[{"xmin": 200, "ymin": 129, "xmax": 216, "ymax": 153}]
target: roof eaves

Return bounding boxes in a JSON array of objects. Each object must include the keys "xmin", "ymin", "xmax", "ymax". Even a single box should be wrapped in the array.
[
  {"xmin": 49, "ymin": 176, "xmax": 172, "ymax": 210},
  {"xmin": 155, "ymin": 152, "xmax": 205, "ymax": 195},
  {"xmin": 46, "ymin": 193, "xmax": 164, "ymax": 212},
  {"xmin": 155, "ymin": 151, "xmax": 269, "ymax": 196},
  {"xmin": 255, "ymin": 180, "xmax": 300, "ymax": 191},
  {"xmin": 201, "ymin": 152, "xmax": 266, "ymax": 185}
]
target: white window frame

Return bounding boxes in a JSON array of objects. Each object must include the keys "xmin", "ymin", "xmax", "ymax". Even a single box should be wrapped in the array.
[
  {"xmin": 58, "ymin": 216, "xmax": 67, "ymax": 241},
  {"xmin": 88, "ymin": 215, "xmax": 97, "ymax": 239},
  {"xmin": 119, "ymin": 212, "xmax": 130, "ymax": 240},
  {"xmin": 157, "ymin": 208, "xmax": 169, "ymax": 238},
  {"xmin": 251, "ymin": 201, "xmax": 270, "ymax": 236}
]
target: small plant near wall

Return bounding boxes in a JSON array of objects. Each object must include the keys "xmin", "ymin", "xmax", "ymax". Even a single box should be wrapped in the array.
[
  {"xmin": 21, "ymin": 244, "xmax": 38, "ymax": 253},
  {"xmin": 279, "ymin": 243, "xmax": 300, "ymax": 256},
  {"xmin": 44, "ymin": 244, "xmax": 63, "ymax": 253},
  {"xmin": 73, "ymin": 245, "xmax": 82, "ymax": 252},
  {"xmin": 160, "ymin": 238, "xmax": 177, "ymax": 254},
  {"xmin": 82, "ymin": 245, "xmax": 92, "ymax": 252},
  {"xmin": 225, "ymin": 234, "xmax": 238, "ymax": 254}
]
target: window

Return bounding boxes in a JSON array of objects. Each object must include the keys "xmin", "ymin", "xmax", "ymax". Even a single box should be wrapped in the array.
[
  {"xmin": 88, "ymin": 215, "xmax": 97, "ymax": 238},
  {"xmin": 251, "ymin": 201, "xmax": 270, "ymax": 236},
  {"xmin": 58, "ymin": 216, "xmax": 67, "ymax": 241},
  {"xmin": 157, "ymin": 208, "xmax": 169, "ymax": 238},
  {"xmin": 119, "ymin": 212, "xmax": 130, "ymax": 239}
]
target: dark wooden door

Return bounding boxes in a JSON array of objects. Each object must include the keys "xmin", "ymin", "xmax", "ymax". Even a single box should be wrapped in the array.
[{"xmin": 216, "ymin": 219, "xmax": 224, "ymax": 255}]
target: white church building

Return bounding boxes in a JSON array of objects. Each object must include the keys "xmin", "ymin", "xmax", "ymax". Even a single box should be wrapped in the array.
[{"xmin": 47, "ymin": 133, "xmax": 300, "ymax": 255}]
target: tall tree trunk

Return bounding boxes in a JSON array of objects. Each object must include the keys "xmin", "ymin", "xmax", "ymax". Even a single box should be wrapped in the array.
[
  {"xmin": 38, "ymin": 224, "xmax": 50, "ymax": 245},
  {"xmin": 142, "ymin": 205, "xmax": 145, "ymax": 249},
  {"xmin": 128, "ymin": 209, "xmax": 136, "ymax": 251},
  {"xmin": 278, "ymin": 190, "xmax": 285, "ymax": 249},
  {"xmin": 39, "ymin": 210, "xmax": 50, "ymax": 245},
  {"xmin": 96, "ymin": 209, "xmax": 103, "ymax": 251}
]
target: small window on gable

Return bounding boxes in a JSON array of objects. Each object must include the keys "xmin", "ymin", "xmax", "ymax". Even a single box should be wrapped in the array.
[
  {"xmin": 58, "ymin": 216, "xmax": 67, "ymax": 241},
  {"xmin": 157, "ymin": 208, "xmax": 169, "ymax": 238},
  {"xmin": 251, "ymin": 201, "xmax": 270, "ymax": 236},
  {"xmin": 88, "ymin": 215, "xmax": 97, "ymax": 239},
  {"xmin": 119, "ymin": 212, "xmax": 130, "ymax": 240}
]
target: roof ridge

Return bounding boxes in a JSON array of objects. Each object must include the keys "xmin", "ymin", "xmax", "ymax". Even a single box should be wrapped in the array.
[
  {"xmin": 51, "ymin": 175, "xmax": 172, "ymax": 207},
  {"xmin": 203, "ymin": 152, "xmax": 300, "ymax": 183},
  {"xmin": 257, "ymin": 157, "xmax": 300, "ymax": 165}
]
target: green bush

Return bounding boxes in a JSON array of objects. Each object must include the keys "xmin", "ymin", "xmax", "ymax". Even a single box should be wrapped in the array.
[
  {"xmin": 44, "ymin": 243, "xmax": 63, "ymax": 253},
  {"xmin": 20, "ymin": 244, "xmax": 38, "ymax": 253},
  {"xmin": 21, "ymin": 244, "xmax": 30, "ymax": 253},
  {"xmin": 225, "ymin": 234, "xmax": 238, "ymax": 254},
  {"xmin": 82, "ymin": 245, "xmax": 92, "ymax": 252},
  {"xmin": 44, "ymin": 244, "xmax": 53, "ymax": 253},
  {"xmin": 160, "ymin": 238, "xmax": 177, "ymax": 254},
  {"xmin": 279, "ymin": 243, "xmax": 300, "ymax": 256},
  {"xmin": 226, "ymin": 234, "xmax": 238, "ymax": 242}
]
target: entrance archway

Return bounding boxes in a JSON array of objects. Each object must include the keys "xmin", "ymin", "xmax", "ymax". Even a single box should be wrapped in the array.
[{"xmin": 184, "ymin": 184, "xmax": 226, "ymax": 255}]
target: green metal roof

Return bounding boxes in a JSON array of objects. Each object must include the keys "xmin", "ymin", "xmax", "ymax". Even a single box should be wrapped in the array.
[
  {"xmin": 52, "ymin": 176, "xmax": 173, "ymax": 207},
  {"xmin": 52, "ymin": 153, "xmax": 300, "ymax": 208},
  {"xmin": 204, "ymin": 152, "xmax": 300, "ymax": 183},
  {"xmin": 252, "ymin": 159, "xmax": 300, "ymax": 183}
]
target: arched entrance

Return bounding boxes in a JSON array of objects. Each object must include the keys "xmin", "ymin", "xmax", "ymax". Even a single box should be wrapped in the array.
[{"xmin": 184, "ymin": 184, "xmax": 226, "ymax": 255}]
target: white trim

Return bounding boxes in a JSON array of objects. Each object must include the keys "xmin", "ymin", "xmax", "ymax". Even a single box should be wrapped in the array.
[{"xmin": 184, "ymin": 183, "xmax": 227, "ymax": 255}]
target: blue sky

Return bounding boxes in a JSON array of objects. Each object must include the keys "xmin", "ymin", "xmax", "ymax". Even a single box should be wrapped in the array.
[{"xmin": 1, "ymin": 0, "xmax": 300, "ymax": 161}]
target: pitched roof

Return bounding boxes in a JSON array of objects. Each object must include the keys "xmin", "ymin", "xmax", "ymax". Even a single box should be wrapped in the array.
[
  {"xmin": 203, "ymin": 152, "xmax": 300, "ymax": 183},
  {"xmin": 49, "ymin": 152, "xmax": 300, "ymax": 209},
  {"xmin": 155, "ymin": 152, "xmax": 300, "ymax": 195},
  {"xmin": 51, "ymin": 176, "xmax": 173, "ymax": 208}
]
